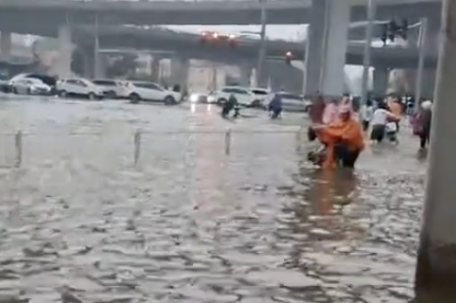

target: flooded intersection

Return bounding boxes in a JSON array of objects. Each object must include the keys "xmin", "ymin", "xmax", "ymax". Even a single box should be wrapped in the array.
[{"xmin": 0, "ymin": 99, "xmax": 425, "ymax": 302}]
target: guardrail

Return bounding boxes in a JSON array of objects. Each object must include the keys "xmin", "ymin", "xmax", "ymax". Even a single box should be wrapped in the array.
[{"xmin": 2, "ymin": 127, "xmax": 306, "ymax": 169}]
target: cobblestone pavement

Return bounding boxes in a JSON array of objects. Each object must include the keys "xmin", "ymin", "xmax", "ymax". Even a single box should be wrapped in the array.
[{"xmin": 0, "ymin": 99, "xmax": 426, "ymax": 303}]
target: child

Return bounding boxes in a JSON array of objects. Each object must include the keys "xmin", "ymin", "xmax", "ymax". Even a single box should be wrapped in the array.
[{"xmin": 360, "ymin": 99, "xmax": 374, "ymax": 132}]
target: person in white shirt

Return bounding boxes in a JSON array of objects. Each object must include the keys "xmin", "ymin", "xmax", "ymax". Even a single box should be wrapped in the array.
[
  {"xmin": 370, "ymin": 102, "xmax": 399, "ymax": 143},
  {"xmin": 360, "ymin": 99, "xmax": 374, "ymax": 131}
]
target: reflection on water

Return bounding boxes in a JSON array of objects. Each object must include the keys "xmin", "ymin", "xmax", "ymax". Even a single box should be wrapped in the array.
[{"xmin": 0, "ymin": 100, "xmax": 427, "ymax": 302}]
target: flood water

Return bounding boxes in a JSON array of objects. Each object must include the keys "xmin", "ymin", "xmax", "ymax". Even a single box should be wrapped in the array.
[{"xmin": 0, "ymin": 98, "xmax": 426, "ymax": 302}]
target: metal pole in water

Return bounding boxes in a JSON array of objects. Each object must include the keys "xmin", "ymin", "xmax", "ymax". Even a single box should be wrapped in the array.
[
  {"xmin": 14, "ymin": 130, "xmax": 22, "ymax": 168},
  {"xmin": 415, "ymin": 18, "xmax": 428, "ymax": 111},
  {"xmin": 360, "ymin": 0, "xmax": 376, "ymax": 105},
  {"xmin": 296, "ymin": 127, "xmax": 303, "ymax": 154},
  {"xmin": 415, "ymin": 0, "xmax": 456, "ymax": 297},
  {"xmin": 134, "ymin": 129, "xmax": 141, "ymax": 165},
  {"xmin": 225, "ymin": 128, "xmax": 231, "ymax": 155}
]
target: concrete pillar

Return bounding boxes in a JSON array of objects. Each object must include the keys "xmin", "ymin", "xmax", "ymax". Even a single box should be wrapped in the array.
[
  {"xmin": 150, "ymin": 57, "xmax": 161, "ymax": 82},
  {"xmin": 421, "ymin": 69, "xmax": 436, "ymax": 99},
  {"xmin": 304, "ymin": 0, "xmax": 350, "ymax": 98},
  {"xmin": 402, "ymin": 69, "xmax": 436, "ymax": 99},
  {"xmin": 57, "ymin": 25, "xmax": 72, "ymax": 78},
  {"xmin": 170, "ymin": 57, "xmax": 190, "ymax": 92},
  {"xmin": 0, "ymin": 31, "xmax": 12, "ymax": 60},
  {"xmin": 304, "ymin": 0, "xmax": 326, "ymax": 96},
  {"xmin": 319, "ymin": 0, "xmax": 350, "ymax": 97},
  {"xmin": 239, "ymin": 65, "xmax": 252, "ymax": 87},
  {"xmin": 80, "ymin": 46, "xmax": 95, "ymax": 79},
  {"xmin": 414, "ymin": 1, "xmax": 456, "ymax": 297},
  {"xmin": 94, "ymin": 53, "xmax": 107, "ymax": 79},
  {"xmin": 373, "ymin": 67, "xmax": 389, "ymax": 96}
]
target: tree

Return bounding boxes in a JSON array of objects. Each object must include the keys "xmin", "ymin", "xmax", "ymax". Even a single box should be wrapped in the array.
[
  {"xmin": 106, "ymin": 53, "xmax": 139, "ymax": 78},
  {"xmin": 71, "ymin": 48, "xmax": 85, "ymax": 76}
]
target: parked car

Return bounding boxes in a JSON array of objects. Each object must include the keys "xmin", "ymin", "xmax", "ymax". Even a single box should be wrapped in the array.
[
  {"xmin": 189, "ymin": 92, "xmax": 209, "ymax": 103},
  {"xmin": 56, "ymin": 78, "xmax": 104, "ymax": 100},
  {"xmin": 207, "ymin": 86, "xmax": 267, "ymax": 108},
  {"xmin": 6, "ymin": 73, "xmax": 57, "ymax": 95},
  {"xmin": 92, "ymin": 79, "xmax": 129, "ymax": 99},
  {"xmin": 10, "ymin": 78, "xmax": 52, "ymax": 95},
  {"xmin": 126, "ymin": 81, "xmax": 182, "ymax": 104},
  {"xmin": 27, "ymin": 74, "xmax": 58, "ymax": 95},
  {"xmin": 267, "ymin": 91, "xmax": 310, "ymax": 112}
]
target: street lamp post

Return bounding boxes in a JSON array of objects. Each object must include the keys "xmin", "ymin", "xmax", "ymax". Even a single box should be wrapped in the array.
[
  {"xmin": 256, "ymin": 0, "xmax": 267, "ymax": 88},
  {"xmin": 360, "ymin": 0, "xmax": 376, "ymax": 105},
  {"xmin": 415, "ymin": 18, "xmax": 428, "ymax": 110},
  {"xmin": 94, "ymin": 14, "xmax": 100, "ymax": 78}
]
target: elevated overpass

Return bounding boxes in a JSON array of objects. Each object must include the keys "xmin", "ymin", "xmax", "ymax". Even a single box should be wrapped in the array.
[
  {"xmin": 75, "ymin": 26, "xmax": 439, "ymax": 69},
  {"xmin": 0, "ymin": 23, "xmax": 438, "ymax": 70},
  {"xmin": 0, "ymin": 0, "xmax": 442, "ymax": 26}
]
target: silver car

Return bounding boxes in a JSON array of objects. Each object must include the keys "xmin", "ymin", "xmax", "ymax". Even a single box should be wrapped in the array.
[{"xmin": 10, "ymin": 78, "xmax": 51, "ymax": 95}]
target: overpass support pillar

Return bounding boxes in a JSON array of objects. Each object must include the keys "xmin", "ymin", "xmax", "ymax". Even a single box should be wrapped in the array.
[
  {"xmin": 94, "ymin": 54, "xmax": 107, "ymax": 79},
  {"xmin": 150, "ymin": 57, "xmax": 162, "ymax": 82},
  {"xmin": 0, "ymin": 31, "xmax": 12, "ymax": 60},
  {"xmin": 421, "ymin": 69, "xmax": 437, "ymax": 100},
  {"xmin": 57, "ymin": 25, "xmax": 72, "ymax": 78},
  {"xmin": 403, "ymin": 69, "xmax": 437, "ymax": 100},
  {"xmin": 304, "ymin": 0, "xmax": 350, "ymax": 98},
  {"xmin": 239, "ymin": 65, "xmax": 252, "ymax": 87},
  {"xmin": 170, "ymin": 57, "xmax": 190, "ymax": 92},
  {"xmin": 373, "ymin": 67, "xmax": 389, "ymax": 96}
]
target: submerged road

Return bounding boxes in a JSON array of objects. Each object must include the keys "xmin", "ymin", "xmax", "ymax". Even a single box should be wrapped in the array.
[{"xmin": 0, "ymin": 98, "xmax": 425, "ymax": 302}]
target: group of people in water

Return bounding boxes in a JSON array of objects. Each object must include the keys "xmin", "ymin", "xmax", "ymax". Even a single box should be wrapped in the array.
[
  {"xmin": 221, "ymin": 91, "xmax": 283, "ymax": 119},
  {"xmin": 220, "ymin": 91, "xmax": 434, "ymax": 170},
  {"xmin": 307, "ymin": 94, "xmax": 434, "ymax": 169}
]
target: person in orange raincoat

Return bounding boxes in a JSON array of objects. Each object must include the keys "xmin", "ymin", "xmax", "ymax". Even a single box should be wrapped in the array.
[{"xmin": 310, "ymin": 106, "xmax": 365, "ymax": 169}]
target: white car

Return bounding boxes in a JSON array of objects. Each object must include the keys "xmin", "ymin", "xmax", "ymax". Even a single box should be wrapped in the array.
[
  {"xmin": 208, "ymin": 86, "xmax": 266, "ymax": 107},
  {"xmin": 268, "ymin": 92, "xmax": 308, "ymax": 112},
  {"xmin": 10, "ymin": 78, "xmax": 51, "ymax": 95},
  {"xmin": 126, "ymin": 81, "xmax": 182, "ymax": 104},
  {"xmin": 56, "ymin": 78, "xmax": 104, "ymax": 100},
  {"xmin": 250, "ymin": 87, "xmax": 270, "ymax": 99},
  {"xmin": 92, "ymin": 79, "xmax": 129, "ymax": 99}
]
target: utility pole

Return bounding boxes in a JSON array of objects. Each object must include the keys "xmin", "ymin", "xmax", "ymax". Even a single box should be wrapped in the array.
[
  {"xmin": 414, "ymin": 18, "xmax": 428, "ymax": 110},
  {"xmin": 360, "ymin": 0, "xmax": 375, "ymax": 105},
  {"xmin": 94, "ymin": 14, "xmax": 100, "ymax": 79},
  {"xmin": 256, "ymin": 0, "xmax": 267, "ymax": 88},
  {"xmin": 415, "ymin": 0, "xmax": 456, "ymax": 299}
]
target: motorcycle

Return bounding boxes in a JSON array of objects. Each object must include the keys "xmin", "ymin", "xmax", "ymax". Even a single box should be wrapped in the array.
[{"xmin": 221, "ymin": 104, "xmax": 240, "ymax": 119}]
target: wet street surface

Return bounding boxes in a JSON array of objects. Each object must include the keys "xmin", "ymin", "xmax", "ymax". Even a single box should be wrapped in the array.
[{"xmin": 0, "ymin": 98, "xmax": 425, "ymax": 302}]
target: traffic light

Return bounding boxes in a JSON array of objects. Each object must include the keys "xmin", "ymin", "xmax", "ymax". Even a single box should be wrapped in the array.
[
  {"xmin": 285, "ymin": 51, "xmax": 292, "ymax": 65},
  {"xmin": 387, "ymin": 20, "xmax": 397, "ymax": 42},
  {"xmin": 381, "ymin": 23, "xmax": 388, "ymax": 45}
]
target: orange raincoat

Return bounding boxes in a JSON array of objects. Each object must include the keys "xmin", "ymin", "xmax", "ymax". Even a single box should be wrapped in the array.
[
  {"xmin": 388, "ymin": 100, "xmax": 402, "ymax": 118},
  {"xmin": 316, "ymin": 116, "xmax": 365, "ymax": 169}
]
